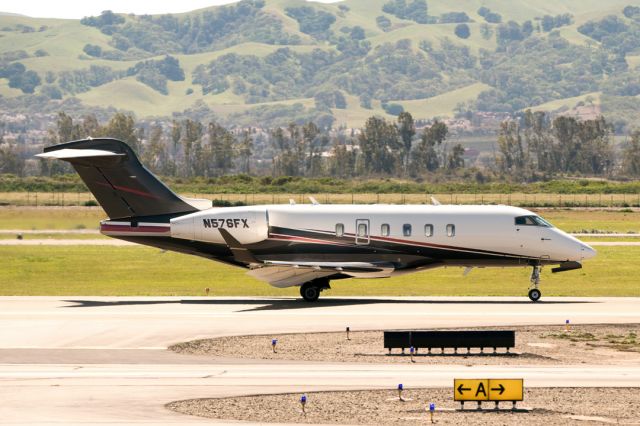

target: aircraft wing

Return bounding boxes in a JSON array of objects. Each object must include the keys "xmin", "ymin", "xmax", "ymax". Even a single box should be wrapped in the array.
[
  {"xmin": 247, "ymin": 261, "xmax": 395, "ymax": 288},
  {"xmin": 217, "ymin": 228, "xmax": 395, "ymax": 287}
]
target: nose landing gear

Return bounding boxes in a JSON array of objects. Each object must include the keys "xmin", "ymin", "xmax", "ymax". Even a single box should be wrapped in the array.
[{"xmin": 528, "ymin": 265, "xmax": 542, "ymax": 302}]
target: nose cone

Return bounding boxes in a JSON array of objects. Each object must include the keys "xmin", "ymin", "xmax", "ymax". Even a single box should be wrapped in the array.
[{"xmin": 579, "ymin": 242, "xmax": 597, "ymax": 260}]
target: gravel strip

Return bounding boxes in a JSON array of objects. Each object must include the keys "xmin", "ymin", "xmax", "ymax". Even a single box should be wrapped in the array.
[
  {"xmin": 167, "ymin": 387, "xmax": 640, "ymax": 425},
  {"xmin": 169, "ymin": 324, "xmax": 640, "ymax": 366}
]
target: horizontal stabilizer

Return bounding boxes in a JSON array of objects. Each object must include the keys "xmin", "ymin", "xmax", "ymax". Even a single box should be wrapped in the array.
[{"xmin": 36, "ymin": 148, "xmax": 125, "ymax": 160}]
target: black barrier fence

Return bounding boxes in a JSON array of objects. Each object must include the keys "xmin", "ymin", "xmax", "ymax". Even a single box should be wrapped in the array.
[{"xmin": 384, "ymin": 330, "xmax": 515, "ymax": 354}]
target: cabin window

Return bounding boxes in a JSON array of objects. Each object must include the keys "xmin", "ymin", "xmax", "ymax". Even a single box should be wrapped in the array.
[
  {"xmin": 515, "ymin": 215, "xmax": 553, "ymax": 227},
  {"xmin": 446, "ymin": 224, "xmax": 455, "ymax": 237},
  {"xmin": 424, "ymin": 224, "xmax": 433, "ymax": 237},
  {"xmin": 381, "ymin": 223, "xmax": 390, "ymax": 237},
  {"xmin": 403, "ymin": 224, "xmax": 412, "ymax": 237},
  {"xmin": 336, "ymin": 223, "xmax": 344, "ymax": 237},
  {"xmin": 358, "ymin": 223, "xmax": 367, "ymax": 237}
]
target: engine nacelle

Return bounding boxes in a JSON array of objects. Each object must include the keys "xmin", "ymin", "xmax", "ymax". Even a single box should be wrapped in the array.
[{"xmin": 170, "ymin": 206, "xmax": 268, "ymax": 245}]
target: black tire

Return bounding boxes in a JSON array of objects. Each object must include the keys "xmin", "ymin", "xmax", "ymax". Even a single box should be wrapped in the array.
[
  {"xmin": 300, "ymin": 283, "xmax": 320, "ymax": 302},
  {"xmin": 528, "ymin": 288, "xmax": 541, "ymax": 302}
]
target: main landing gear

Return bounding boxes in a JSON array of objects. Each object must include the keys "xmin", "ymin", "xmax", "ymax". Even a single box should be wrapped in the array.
[
  {"xmin": 528, "ymin": 265, "xmax": 542, "ymax": 302},
  {"xmin": 300, "ymin": 278, "xmax": 331, "ymax": 302}
]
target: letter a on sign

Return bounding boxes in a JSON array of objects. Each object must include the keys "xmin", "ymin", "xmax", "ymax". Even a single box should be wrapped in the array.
[
  {"xmin": 454, "ymin": 379, "xmax": 489, "ymax": 401},
  {"xmin": 475, "ymin": 382, "xmax": 487, "ymax": 398}
]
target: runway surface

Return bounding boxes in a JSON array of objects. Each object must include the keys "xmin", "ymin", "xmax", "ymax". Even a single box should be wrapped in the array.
[{"xmin": 1, "ymin": 296, "xmax": 639, "ymax": 425}]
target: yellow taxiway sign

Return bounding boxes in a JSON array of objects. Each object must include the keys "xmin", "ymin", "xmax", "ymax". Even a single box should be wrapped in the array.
[{"xmin": 454, "ymin": 379, "xmax": 523, "ymax": 402}]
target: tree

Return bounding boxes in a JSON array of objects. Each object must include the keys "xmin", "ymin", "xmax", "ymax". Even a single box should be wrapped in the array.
[
  {"xmin": 411, "ymin": 120, "xmax": 448, "ymax": 174},
  {"xmin": 497, "ymin": 120, "xmax": 527, "ymax": 176},
  {"xmin": 303, "ymin": 122, "xmax": 320, "ymax": 176},
  {"xmin": 83, "ymin": 44, "xmax": 102, "ymax": 57},
  {"xmin": 0, "ymin": 144, "xmax": 25, "ymax": 176},
  {"xmin": 622, "ymin": 131, "xmax": 640, "ymax": 176},
  {"xmin": 447, "ymin": 143, "xmax": 465, "ymax": 170},
  {"xmin": 181, "ymin": 119, "xmax": 203, "ymax": 177},
  {"xmin": 271, "ymin": 127, "xmax": 297, "ymax": 176},
  {"xmin": 238, "ymin": 131, "xmax": 254, "ymax": 174},
  {"xmin": 53, "ymin": 112, "xmax": 82, "ymax": 143},
  {"xmin": 82, "ymin": 114, "xmax": 101, "ymax": 137},
  {"xmin": 358, "ymin": 116, "xmax": 402, "ymax": 175},
  {"xmin": 382, "ymin": 103, "xmax": 404, "ymax": 115},
  {"xmin": 485, "ymin": 11, "xmax": 502, "ymax": 24},
  {"xmin": 376, "ymin": 15, "xmax": 392, "ymax": 32},
  {"xmin": 171, "ymin": 120, "xmax": 181, "ymax": 149},
  {"xmin": 454, "ymin": 23, "xmax": 470, "ymax": 39},
  {"xmin": 329, "ymin": 141, "xmax": 356, "ymax": 178},
  {"xmin": 100, "ymin": 113, "xmax": 140, "ymax": 153},
  {"xmin": 397, "ymin": 111, "xmax": 415, "ymax": 174},
  {"xmin": 440, "ymin": 12, "xmax": 470, "ymax": 23},
  {"xmin": 142, "ymin": 125, "xmax": 168, "ymax": 175},
  {"xmin": 350, "ymin": 26, "xmax": 365, "ymax": 40},
  {"xmin": 480, "ymin": 23, "xmax": 493, "ymax": 40}
]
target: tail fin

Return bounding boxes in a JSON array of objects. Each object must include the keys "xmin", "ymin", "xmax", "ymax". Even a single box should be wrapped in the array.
[{"xmin": 38, "ymin": 138, "xmax": 204, "ymax": 219}]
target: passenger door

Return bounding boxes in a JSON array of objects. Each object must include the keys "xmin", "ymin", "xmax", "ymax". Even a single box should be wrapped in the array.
[{"xmin": 355, "ymin": 219, "xmax": 370, "ymax": 245}]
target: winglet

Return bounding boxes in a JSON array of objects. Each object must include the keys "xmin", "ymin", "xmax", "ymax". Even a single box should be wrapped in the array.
[
  {"xmin": 218, "ymin": 228, "xmax": 260, "ymax": 265},
  {"xmin": 308, "ymin": 196, "xmax": 320, "ymax": 205},
  {"xmin": 431, "ymin": 196, "xmax": 441, "ymax": 206}
]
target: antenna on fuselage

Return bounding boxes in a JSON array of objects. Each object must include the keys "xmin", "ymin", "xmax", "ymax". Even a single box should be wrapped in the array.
[
  {"xmin": 430, "ymin": 196, "xmax": 441, "ymax": 206},
  {"xmin": 308, "ymin": 196, "xmax": 320, "ymax": 205}
]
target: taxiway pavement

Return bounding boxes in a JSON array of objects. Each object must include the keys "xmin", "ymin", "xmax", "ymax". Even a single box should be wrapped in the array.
[{"xmin": 1, "ymin": 296, "xmax": 639, "ymax": 425}]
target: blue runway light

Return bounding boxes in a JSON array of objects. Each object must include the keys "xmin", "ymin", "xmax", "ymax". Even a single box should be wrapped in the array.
[
  {"xmin": 429, "ymin": 403, "xmax": 435, "ymax": 412},
  {"xmin": 410, "ymin": 346, "xmax": 415, "ymax": 354},
  {"xmin": 398, "ymin": 383, "xmax": 403, "ymax": 390},
  {"xmin": 300, "ymin": 394, "xmax": 307, "ymax": 414}
]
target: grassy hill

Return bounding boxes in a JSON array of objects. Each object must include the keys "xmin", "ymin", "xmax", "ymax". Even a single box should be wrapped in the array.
[{"xmin": 2, "ymin": 0, "xmax": 640, "ymax": 128}]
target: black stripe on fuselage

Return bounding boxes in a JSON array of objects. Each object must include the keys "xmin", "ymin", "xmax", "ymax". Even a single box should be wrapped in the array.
[{"xmin": 267, "ymin": 226, "xmax": 539, "ymax": 263}]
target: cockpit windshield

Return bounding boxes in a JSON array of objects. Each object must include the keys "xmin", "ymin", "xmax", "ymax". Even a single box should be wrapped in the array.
[{"xmin": 515, "ymin": 215, "xmax": 554, "ymax": 227}]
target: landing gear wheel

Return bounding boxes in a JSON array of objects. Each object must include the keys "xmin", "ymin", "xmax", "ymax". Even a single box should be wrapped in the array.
[
  {"xmin": 300, "ymin": 283, "xmax": 320, "ymax": 302},
  {"xmin": 528, "ymin": 288, "xmax": 541, "ymax": 302},
  {"xmin": 528, "ymin": 265, "xmax": 542, "ymax": 302}
]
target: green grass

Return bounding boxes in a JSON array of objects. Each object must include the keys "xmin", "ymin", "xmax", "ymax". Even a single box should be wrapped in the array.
[
  {"xmin": 0, "ymin": 245, "xmax": 636, "ymax": 296},
  {"xmin": 0, "ymin": 79, "xmax": 23, "ymax": 97},
  {"xmin": 0, "ymin": 207, "xmax": 103, "ymax": 230},
  {"xmin": 537, "ymin": 209, "xmax": 640, "ymax": 233},
  {"xmin": 528, "ymin": 92, "xmax": 601, "ymax": 113},
  {"xmin": 0, "ymin": 233, "xmax": 104, "ymax": 239},
  {"xmin": 627, "ymin": 55, "xmax": 640, "ymax": 69},
  {"xmin": 331, "ymin": 95, "xmax": 395, "ymax": 128},
  {"xmin": 395, "ymin": 83, "xmax": 492, "ymax": 120}
]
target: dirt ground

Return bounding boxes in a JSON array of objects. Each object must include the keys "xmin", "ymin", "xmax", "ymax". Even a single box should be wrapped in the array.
[
  {"xmin": 167, "ymin": 387, "xmax": 640, "ymax": 425},
  {"xmin": 169, "ymin": 324, "xmax": 640, "ymax": 366}
]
